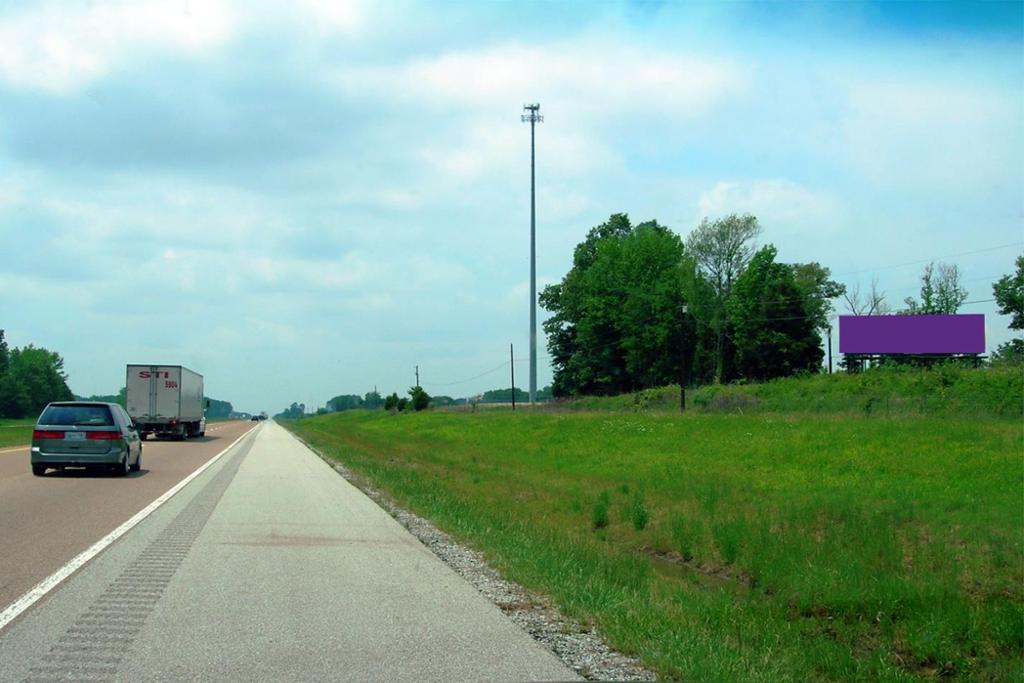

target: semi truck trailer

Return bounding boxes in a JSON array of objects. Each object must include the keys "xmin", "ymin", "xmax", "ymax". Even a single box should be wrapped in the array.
[{"xmin": 125, "ymin": 365, "xmax": 206, "ymax": 440}]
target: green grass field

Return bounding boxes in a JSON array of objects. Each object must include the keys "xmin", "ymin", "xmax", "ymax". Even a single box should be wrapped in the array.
[
  {"xmin": 286, "ymin": 401, "xmax": 1022, "ymax": 681},
  {"xmin": 0, "ymin": 419, "xmax": 34, "ymax": 448}
]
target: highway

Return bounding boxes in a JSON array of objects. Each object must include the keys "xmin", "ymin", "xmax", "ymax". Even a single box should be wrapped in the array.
[
  {"xmin": 0, "ymin": 421, "xmax": 577, "ymax": 681},
  {"xmin": 0, "ymin": 420, "xmax": 257, "ymax": 611}
]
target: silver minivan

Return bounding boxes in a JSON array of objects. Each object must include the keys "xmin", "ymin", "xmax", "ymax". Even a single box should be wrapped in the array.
[{"xmin": 31, "ymin": 402, "xmax": 143, "ymax": 476}]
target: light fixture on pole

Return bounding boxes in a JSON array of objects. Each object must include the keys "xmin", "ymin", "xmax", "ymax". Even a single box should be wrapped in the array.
[{"xmin": 521, "ymin": 103, "xmax": 543, "ymax": 405}]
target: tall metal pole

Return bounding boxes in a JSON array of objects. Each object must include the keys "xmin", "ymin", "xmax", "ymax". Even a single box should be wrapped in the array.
[
  {"xmin": 510, "ymin": 343, "xmax": 516, "ymax": 412},
  {"xmin": 522, "ymin": 104, "xmax": 543, "ymax": 405},
  {"xmin": 680, "ymin": 304, "xmax": 688, "ymax": 412}
]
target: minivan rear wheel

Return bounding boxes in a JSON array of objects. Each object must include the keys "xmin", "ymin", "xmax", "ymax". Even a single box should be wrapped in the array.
[
  {"xmin": 115, "ymin": 455, "xmax": 130, "ymax": 477},
  {"xmin": 31, "ymin": 464, "xmax": 47, "ymax": 476}
]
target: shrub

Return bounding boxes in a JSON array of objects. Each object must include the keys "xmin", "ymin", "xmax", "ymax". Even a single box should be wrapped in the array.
[{"xmin": 409, "ymin": 385, "xmax": 431, "ymax": 412}]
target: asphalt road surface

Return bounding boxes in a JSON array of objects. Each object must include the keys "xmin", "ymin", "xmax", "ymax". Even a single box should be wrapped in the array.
[
  {"xmin": 0, "ymin": 420, "xmax": 257, "ymax": 611},
  {"xmin": 0, "ymin": 421, "xmax": 578, "ymax": 682}
]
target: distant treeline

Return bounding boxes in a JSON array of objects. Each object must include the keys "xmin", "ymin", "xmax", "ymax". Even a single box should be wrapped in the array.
[
  {"xmin": 277, "ymin": 384, "xmax": 559, "ymax": 419},
  {"xmin": 0, "ymin": 329, "xmax": 237, "ymax": 420},
  {"xmin": 74, "ymin": 387, "xmax": 235, "ymax": 419}
]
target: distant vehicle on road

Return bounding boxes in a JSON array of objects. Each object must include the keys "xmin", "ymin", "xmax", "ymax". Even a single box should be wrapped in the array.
[
  {"xmin": 251, "ymin": 416, "xmax": 259, "ymax": 422},
  {"xmin": 126, "ymin": 365, "xmax": 206, "ymax": 440},
  {"xmin": 31, "ymin": 402, "xmax": 142, "ymax": 476}
]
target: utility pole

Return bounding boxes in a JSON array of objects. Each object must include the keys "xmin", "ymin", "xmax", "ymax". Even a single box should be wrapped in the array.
[
  {"xmin": 415, "ymin": 365, "xmax": 419, "ymax": 388},
  {"xmin": 827, "ymin": 326, "xmax": 833, "ymax": 374},
  {"xmin": 510, "ymin": 343, "xmax": 516, "ymax": 412},
  {"xmin": 521, "ymin": 103, "xmax": 543, "ymax": 405}
]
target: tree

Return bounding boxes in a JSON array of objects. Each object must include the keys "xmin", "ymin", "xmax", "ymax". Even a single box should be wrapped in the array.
[
  {"xmin": 728, "ymin": 245, "xmax": 824, "ymax": 380},
  {"xmin": 274, "ymin": 402, "xmax": 305, "ymax": 420},
  {"xmin": 991, "ymin": 255, "xmax": 1024, "ymax": 365},
  {"xmin": 0, "ymin": 330, "xmax": 9, "ymax": 378},
  {"xmin": 0, "ymin": 345, "xmax": 74, "ymax": 418},
  {"xmin": 541, "ymin": 214, "xmax": 692, "ymax": 396},
  {"xmin": 326, "ymin": 394, "xmax": 363, "ymax": 412},
  {"xmin": 363, "ymin": 390, "xmax": 384, "ymax": 410},
  {"xmin": 685, "ymin": 214, "xmax": 762, "ymax": 382},
  {"xmin": 903, "ymin": 262, "xmax": 967, "ymax": 314},
  {"xmin": 481, "ymin": 387, "xmax": 529, "ymax": 403},
  {"xmin": 384, "ymin": 392, "xmax": 400, "ymax": 411},
  {"xmin": 993, "ymin": 255, "xmax": 1023, "ymax": 330},
  {"xmin": 990, "ymin": 339, "xmax": 1024, "ymax": 366},
  {"xmin": 791, "ymin": 262, "xmax": 846, "ymax": 332},
  {"xmin": 408, "ymin": 386, "xmax": 430, "ymax": 411},
  {"xmin": 843, "ymin": 277, "xmax": 891, "ymax": 315},
  {"xmin": 76, "ymin": 387, "xmax": 128, "ymax": 408},
  {"xmin": 204, "ymin": 398, "xmax": 233, "ymax": 418}
]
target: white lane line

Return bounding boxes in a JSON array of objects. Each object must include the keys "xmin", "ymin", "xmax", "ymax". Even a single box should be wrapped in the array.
[{"xmin": 0, "ymin": 424, "xmax": 260, "ymax": 633}]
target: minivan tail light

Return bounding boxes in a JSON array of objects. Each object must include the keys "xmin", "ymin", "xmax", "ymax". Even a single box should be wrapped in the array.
[
  {"xmin": 87, "ymin": 431, "xmax": 122, "ymax": 440},
  {"xmin": 33, "ymin": 430, "xmax": 64, "ymax": 439}
]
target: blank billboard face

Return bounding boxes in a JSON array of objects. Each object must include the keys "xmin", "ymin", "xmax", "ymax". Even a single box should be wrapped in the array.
[{"xmin": 838, "ymin": 315, "xmax": 985, "ymax": 355}]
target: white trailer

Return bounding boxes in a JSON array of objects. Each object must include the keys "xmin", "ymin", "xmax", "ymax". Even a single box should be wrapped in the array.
[{"xmin": 125, "ymin": 365, "xmax": 206, "ymax": 440}]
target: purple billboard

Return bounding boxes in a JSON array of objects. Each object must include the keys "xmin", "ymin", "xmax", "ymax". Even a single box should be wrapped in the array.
[{"xmin": 839, "ymin": 314, "xmax": 985, "ymax": 355}]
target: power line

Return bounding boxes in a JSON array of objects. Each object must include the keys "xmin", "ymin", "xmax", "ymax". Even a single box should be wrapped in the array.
[
  {"xmin": 425, "ymin": 360, "xmax": 511, "ymax": 388},
  {"xmin": 838, "ymin": 241, "xmax": 1022, "ymax": 278}
]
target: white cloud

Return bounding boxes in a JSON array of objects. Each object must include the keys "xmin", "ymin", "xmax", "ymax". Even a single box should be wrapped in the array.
[
  {"xmin": 698, "ymin": 179, "xmax": 840, "ymax": 228},
  {"xmin": 0, "ymin": 0, "xmax": 235, "ymax": 92},
  {"xmin": 333, "ymin": 40, "xmax": 744, "ymax": 121},
  {"xmin": 501, "ymin": 277, "xmax": 557, "ymax": 311},
  {"xmin": 293, "ymin": 0, "xmax": 364, "ymax": 33},
  {"xmin": 842, "ymin": 80, "xmax": 1022, "ymax": 193}
]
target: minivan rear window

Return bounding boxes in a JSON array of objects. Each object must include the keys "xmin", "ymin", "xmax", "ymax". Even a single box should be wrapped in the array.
[{"xmin": 38, "ymin": 404, "xmax": 114, "ymax": 426}]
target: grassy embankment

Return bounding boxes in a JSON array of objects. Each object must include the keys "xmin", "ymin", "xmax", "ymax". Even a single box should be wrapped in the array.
[
  {"xmin": 565, "ymin": 364, "xmax": 1022, "ymax": 418},
  {"xmin": 0, "ymin": 419, "xmax": 35, "ymax": 448},
  {"xmin": 286, "ymin": 366, "xmax": 1022, "ymax": 681}
]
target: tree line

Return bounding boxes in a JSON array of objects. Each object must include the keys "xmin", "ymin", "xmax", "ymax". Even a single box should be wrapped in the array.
[
  {"xmin": 70, "ymin": 388, "xmax": 235, "ymax": 419},
  {"xmin": 0, "ymin": 330, "xmax": 74, "ymax": 418},
  {"xmin": 277, "ymin": 382, "xmax": 561, "ymax": 419},
  {"xmin": 541, "ymin": 212, "xmax": 1022, "ymax": 397},
  {"xmin": 0, "ymin": 330, "xmax": 238, "ymax": 419}
]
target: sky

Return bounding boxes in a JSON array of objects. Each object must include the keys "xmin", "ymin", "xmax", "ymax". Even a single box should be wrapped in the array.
[{"xmin": 0, "ymin": 0, "xmax": 1021, "ymax": 414}]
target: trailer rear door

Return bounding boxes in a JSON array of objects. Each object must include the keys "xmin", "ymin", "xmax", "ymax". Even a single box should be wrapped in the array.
[{"xmin": 154, "ymin": 366, "xmax": 182, "ymax": 418}]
